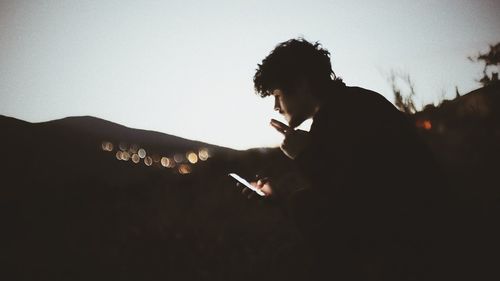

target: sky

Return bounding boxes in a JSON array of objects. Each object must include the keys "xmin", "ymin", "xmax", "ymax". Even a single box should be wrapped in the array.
[{"xmin": 1, "ymin": 0, "xmax": 499, "ymax": 150}]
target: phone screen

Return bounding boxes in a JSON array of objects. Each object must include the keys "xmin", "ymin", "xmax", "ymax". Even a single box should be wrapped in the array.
[{"xmin": 228, "ymin": 173, "xmax": 266, "ymax": 196}]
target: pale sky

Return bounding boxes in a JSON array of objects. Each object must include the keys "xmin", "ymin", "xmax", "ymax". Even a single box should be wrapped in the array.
[{"xmin": 1, "ymin": 0, "xmax": 499, "ymax": 149}]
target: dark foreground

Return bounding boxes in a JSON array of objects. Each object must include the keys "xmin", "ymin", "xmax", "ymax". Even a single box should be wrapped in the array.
[{"xmin": 1, "ymin": 84, "xmax": 499, "ymax": 280}]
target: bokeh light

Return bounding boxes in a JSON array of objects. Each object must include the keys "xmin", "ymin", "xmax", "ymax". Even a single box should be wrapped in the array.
[
  {"xmin": 144, "ymin": 156, "xmax": 153, "ymax": 166},
  {"xmin": 174, "ymin": 154, "xmax": 184, "ymax": 163},
  {"xmin": 101, "ymin": 141, "xmax": 114, "ymax": 152},
  {"xmin": 138, "ymin": 148, "xmax": 146, "ymax": 159},
  {"xmin": 187, "ymin": 152, "xmax": 198, "ymax": 164},
  {"xmin": 416, "ymin": 119, "xmax": 433, "ymax": 130},
  {"xmin": 161, "ymin": 157, "xmax": 176, "ymax": 168},
  {"xmin": 115, "ymin": 151, "xmax": 123, "ymax": 160},
  {"xmin": 109, "ymin": 143, "xmax": 204, "ymax": 171},
  {"xmin": 132, "ymin": 153, "xmax": 140, "ymax": 163},
  {"xmin": 178, "ymin": 164, "xmax": 192, "ymax": 174},
  {"xmin": 129, "ymin": 144, "xmax": 139, "ymax": 154},
  {"xmin": 119, "ymin": 142, "xmax": 128, "ymax": 151},
  {"xmin": 423, "ymin": 120, "xmax": 432, "ymax": 130},
  {"xmin": 198, "ymin": 148, "xmax": 209, "ymax": 161},
  {"xmin": 121, "ymin": 151, "xmax": 130, "ymax": 161},
  {"xmin": 161, "ymin": 157, "xmax": 169, "ymax": 167}
]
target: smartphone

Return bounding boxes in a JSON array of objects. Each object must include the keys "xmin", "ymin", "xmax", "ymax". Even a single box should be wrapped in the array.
[{"xmin": 228, "ymin": 173, "xmax": 266, "ymax": 196}]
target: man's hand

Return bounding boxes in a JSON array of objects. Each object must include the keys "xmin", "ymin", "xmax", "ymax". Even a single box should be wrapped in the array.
[
  {"xmin": 239, "ymin": 176, "xmax": 274, "ymax": 200},
  {"xmin": 270, "ymin": 119, "xmax": 310, "ymax": 159}
]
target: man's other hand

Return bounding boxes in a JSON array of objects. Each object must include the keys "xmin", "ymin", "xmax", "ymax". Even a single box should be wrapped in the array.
[{"xmin": 270, "ymin": 119, "xmax": 310, "ymax": 159}]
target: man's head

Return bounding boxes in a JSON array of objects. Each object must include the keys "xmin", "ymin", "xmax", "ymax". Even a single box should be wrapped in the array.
[{"xmin": 254, "ymin": 38, "xmax": 344, "ymax": 128}]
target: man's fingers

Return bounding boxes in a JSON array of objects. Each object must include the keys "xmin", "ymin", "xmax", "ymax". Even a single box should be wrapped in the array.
[
  {"xmin": 270, "ymin": 119, "xmax": 290, "ymax": 135},
  {"xmin": 250, "ymin": 181, "xmax": 259, "ymax": 189},
  {"xmin": 241, "ymin": 187, "xmax": 251, "ymax": 196},
  {"xmin": 242, "ymin": 187, "xmax": 257, "ymax": 199},
  {"xmin": 257, "ymin": 177, "xmax": 269, "ymax": 187},
  {"xmin": 271, "ymin": 122, "xmax": 286, "ymax": 135},
  {"xmin": 239, "ymin": 177, "xmax": 270, "ymax": 199}
]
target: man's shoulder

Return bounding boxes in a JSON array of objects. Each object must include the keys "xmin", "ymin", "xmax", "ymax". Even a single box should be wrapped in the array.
[
  {"xmin": 344, "ymin": 86, "xmax": 394, "ymax": 107},
  {"xmin": 317, "ymin": 85, "xmax": 411, "ymax": 133},
  {"xmin": 345, "ymin": 86, "xmax": 375, "ymax": 94},
  {"xmin": 344, "ymin": 86, "xmax": 406, "ymax": 118},
  {"xmin": 319, "ymin": 86, "xmax": 400, "ymax": 118}
]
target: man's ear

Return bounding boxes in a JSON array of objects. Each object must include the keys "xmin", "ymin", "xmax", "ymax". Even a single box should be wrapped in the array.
[{"xmin": 294, "ymin": 76, "xmax": 312, "ymax": 96}]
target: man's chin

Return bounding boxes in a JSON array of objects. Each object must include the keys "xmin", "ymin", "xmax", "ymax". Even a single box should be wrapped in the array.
[{"xmin": 288, "ymin": 117, "xmax": 305, "ymax": 129}]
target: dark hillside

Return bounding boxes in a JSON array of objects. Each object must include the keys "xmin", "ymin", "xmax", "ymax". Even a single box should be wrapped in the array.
[{"xmin": 0, "ymin": 115, "xmax": 308, "ymax": 281}]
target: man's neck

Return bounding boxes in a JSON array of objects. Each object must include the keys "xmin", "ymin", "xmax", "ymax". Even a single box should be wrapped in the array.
[{"xmin": 312, "ymin": 82, "xmax": 348, "ymax": 120}]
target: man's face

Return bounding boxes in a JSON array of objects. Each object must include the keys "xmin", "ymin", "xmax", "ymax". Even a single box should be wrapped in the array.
[{"xmin": 272, "ymin": 83, "xmax": 317, "ymax": 128}]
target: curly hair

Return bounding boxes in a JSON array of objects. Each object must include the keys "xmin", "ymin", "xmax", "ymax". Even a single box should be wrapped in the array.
[{"xmin": 253, "ymin": 38, "xmax": 344, "ymax": 98}]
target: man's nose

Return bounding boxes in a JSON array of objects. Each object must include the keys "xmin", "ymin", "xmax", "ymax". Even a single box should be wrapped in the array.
[{"xmin": 274, "ymin": 97, "xmax": 280, "ymax": 112}]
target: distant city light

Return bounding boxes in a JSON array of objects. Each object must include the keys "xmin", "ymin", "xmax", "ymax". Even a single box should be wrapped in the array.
[
  {"xmin": 168, "ymin": 157, "xmax": 177, "ymax": 168},
  {"xmin": 198, "ymin": 148, "xmax": 209, "ymax": 161},
  {"xmin": 416, "ymin": 119, "xmax": 433, "ymax": 130},
  {"xmin": 144, "ymin": 156, "xmax": 153, "ymax": 166},
  {"xmin": 423, "ymin": 120, "xmax": 432, "ymax": 130},
  {"xmin": 119, "ymin": 142, "xmax": 128, "ymax": 151},
  {"xmin": 174, "ymin": 154, "xmax": 184, "ymax": 163},
  {"xmin": 178, "ymin": 164, "xmax": 192, "ymax": 174},
  {"xmin": 132, "ymin": 153, "xmax": 140, "ymax": 163},
  {"xmin": 129, "ymin": 144, "xmax": 139, "ymax": 154},
  {"xmin": 161, "ymin": 157, "xmax": 170, "ymax": 167},
  {"xmin": 187, "ymin": 152, "xmax": 198, "ymax": 164},
  {"xmin": 161, "ymin": 157, "xmax": 176, "ymax": 168},
  {"xmin": 138, "ymin": 148, "xmax": 146, "ymax": 159},
  {"xmin": 121, "ymin": 151, "xmax": 130, "ymax": 161},
  {"xmin": 101, "ymin": 141, "xmax": 114, "ymax": 152},
  {"xmin": 115, "ymin": 151, "xmax": 123, "ymax": 160},
  {"xmin": 104, "ymin": 141, "xmax": 203, "ymax": 173}
]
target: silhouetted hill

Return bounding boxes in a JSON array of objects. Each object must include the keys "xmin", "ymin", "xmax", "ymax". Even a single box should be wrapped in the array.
[
  {"xmin": 412, "ymin": 83, "xmax": 500, "ymax": 201},
  {"xmin": 410, "ymin": 83, "xmax": 500, "ymax": 277},
  {"xmin": 0, "ymin": 114, "xmax": 304, "ymax": 281},
  {"xmin": 1, "ymin": 115, "xmax": 235, "ymax": 157},
  {"xmin": 48, "ymin": 115, "xmax": 234, "ymax": 152}
]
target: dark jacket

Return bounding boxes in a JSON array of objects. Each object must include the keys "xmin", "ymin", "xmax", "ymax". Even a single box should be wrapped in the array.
[{"xmin": 289, "ymin": 86, "xmax": 450, "ymax": 280}]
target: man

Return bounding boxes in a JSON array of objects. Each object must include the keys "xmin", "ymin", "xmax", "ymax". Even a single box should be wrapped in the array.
[{"xmin": 242, "ymin": 38, "xmax": 453, "ymax": 280}]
